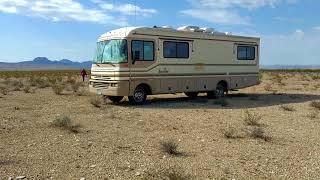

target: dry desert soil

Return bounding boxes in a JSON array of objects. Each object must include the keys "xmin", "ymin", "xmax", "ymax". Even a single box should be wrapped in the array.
[{"xmin": 1, "ymin": 71, "xmax": 320, "ymax": 179}]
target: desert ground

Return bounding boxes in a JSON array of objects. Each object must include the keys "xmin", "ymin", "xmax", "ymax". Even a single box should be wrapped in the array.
[{"xmin": 1, "ymin": 70, "xmax": 320, "ymax": 179}]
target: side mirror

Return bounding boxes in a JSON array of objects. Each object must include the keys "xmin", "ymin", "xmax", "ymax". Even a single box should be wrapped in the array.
[{"xmin": 132, "ymin": 51, "xmax": 140, "ymax": 64}]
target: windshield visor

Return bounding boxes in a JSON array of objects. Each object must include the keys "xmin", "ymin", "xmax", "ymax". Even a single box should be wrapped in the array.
[{"xmin": 93, "ymin": 39, "xmax": 128, "ymax": 64}]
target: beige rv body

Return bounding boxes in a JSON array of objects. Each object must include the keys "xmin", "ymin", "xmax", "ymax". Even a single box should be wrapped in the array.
[{"xmin": 89, "ymin": 27, "xmax": 260, "ymax": 97}]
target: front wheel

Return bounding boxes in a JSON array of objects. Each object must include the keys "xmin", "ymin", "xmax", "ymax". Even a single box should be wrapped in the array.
[
  {"xmin": 128, "ymin": 86, "xmax": 147, "ymax": 105},
  {"xmin": 108, "ymin": 96, "xmax": 124, "ymax": 103}
]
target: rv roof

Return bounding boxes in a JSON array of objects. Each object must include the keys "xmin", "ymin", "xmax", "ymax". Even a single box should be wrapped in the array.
[{"xmin": 98, "ymin": 26, "xmax": 259, "ymax": 41}]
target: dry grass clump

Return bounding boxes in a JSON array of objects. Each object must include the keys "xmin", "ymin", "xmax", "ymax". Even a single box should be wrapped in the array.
[
  {"xmin": 223, "ymin": 126, "xmax": 242, "ymax": 139},
  {"xmin": 50, "ymin": 115, "xmax": 80, "ymax": 133},
  {"xmin": 264, "ymin": 84, "xmax": 273, "ymax": 92},
  {"xmin": 307, "ymin": 111, "xmax": 318, "ymax": 119},
  {"xmin": 30, "ymin": 77, "xmax": 50, "ymax": 88},
  {"xmin": 52, "ymin": 84, "xmax": 65, "ymax": 95},
  {"xmin": 310, "ymin": 101, "xmax": 320, "ymax": 110},
  {"xmin": 71, "ymin": 82, "xmax": 82, "ymax": 93},
  {"xmin": 244, "ymin": 110, "xmax": 262, "ymax": 126},
  {"xmin": 0, "ymin": 85, "xmax": 9, "ymax": 95},
  {"xmin": 23, "ymin": 86, "xmax": 31, "ymax": 93},
  {"xmin": 76, "ymin": 87, "xmax": 87, "ymax": 96},
  {"xmin": 214, "ymin": 98, "xmax": 229, "ymax": 107},
  {"xmin": 90, "ymin": 96, "xmax": 104, "ymax": 108},
  {"xmin": 160, "ymin": 140, "xmax": 181, "ymax": 156},
  {"xmin": 250, "ymin": 127, "xmax": 271, "ymax": 142},
  {"xmin": 143, "ymin": 167, "xmax": 190, "ymax": 180},
  {"xmin": 280, "ymin": 105, "xmax": 295, "ymax": 112}
]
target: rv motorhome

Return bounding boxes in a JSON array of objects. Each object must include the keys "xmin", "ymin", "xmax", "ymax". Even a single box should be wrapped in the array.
[{"xmin": 89, "ymin": 26, "xmax": 260, "ymax": 105}]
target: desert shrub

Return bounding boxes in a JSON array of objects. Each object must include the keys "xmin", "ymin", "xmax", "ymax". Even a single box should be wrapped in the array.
[
  {"xmin": 71, "ymin": 82, "xmax": 82, "ymax": 92},
  {"xmin": 0, "ymin": 85, "xmax": 8, "ymax": 95},
  {"xmin": 76, "ymin": 87, "xmax": 87, "ymax": 96},
  {"xmin": 52, "ymin": 84, "xmax": 65, "ymax": 95},
  {"xmin": 244, "ymin": 110, "xmax": 262, "ymax": 126},
  {"xmin": 223, "ymin": 126, "xmax": 241, "ymax": 139},
  {"xmin": 90, "ymin": 96, "xmax": 104, "ymax": 108},
  {"xmin": 23, "ymin": 86, "xmax": 31, "ymax": 93},
  {"xmin": 280, "ymin": 105, "xmax": 295, "ymax": 112},
  {"xmin": 31, "ymin": 77, "xmax": 50, "ymax": 88},
  {"xmin": 52, "ymin": 115, "xmax": 71, "ymax": 127},
  {"xmin": 264, "ymin": 84, "xmax": 273, "ymax": 92},
  {"xmin": 143, "ymin": 167, "xmax": 190, "ymax": 180},
  {"xmin": 311, "ymin": 75, "xmax": 320, "ymax": 80},
  {"xmin": 160, "ymin": 140, "xmax": 181, "ymax": 156},
  {"xmin": 250, "ymin": 127, "xmax": 271, "ymax": 141},
  {"xmin": 307, "ymin": 111, "xmax": 318, "ymax": 119},
  {"xmin": 310, "ymin": 101, "xmax": 320, "ymax": 110},
  {"xmin": 214, "ymin": 98, "xmax": 229, "ymax": 107},
  {"xmin": 51, "ymin": 115, "xmax": 80, "ymax": 133}
]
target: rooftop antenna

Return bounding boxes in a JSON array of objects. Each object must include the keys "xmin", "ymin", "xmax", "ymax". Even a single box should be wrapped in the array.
[{"xmin": 134, "ymin": 0, "xmax": 137, "ymax": 26}]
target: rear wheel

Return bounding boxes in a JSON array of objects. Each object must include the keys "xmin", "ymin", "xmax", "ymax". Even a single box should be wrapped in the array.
[
  {"xmin": 207, "ymin": 83, "xmax": 226, "ymax": 99},
  {"xmin": 184, "ymin": 92, "xmax": 199, "ymax": 98},
  {"xmin": 108, "ymin": 96, "xmax": 124, "ymax": 103},
  {"xmin": 128, "ymin": 86, "xmax": 147, "ymax": 105}
]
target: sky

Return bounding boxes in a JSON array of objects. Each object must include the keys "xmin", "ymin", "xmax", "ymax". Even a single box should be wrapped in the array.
[{"xmin": 0, "ymin": 0, "xmax": 319, "ymax": 65}]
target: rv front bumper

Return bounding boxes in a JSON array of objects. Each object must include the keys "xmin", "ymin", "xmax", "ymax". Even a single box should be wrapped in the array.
[{"xmin": 89, "ymin": 80, "xmax": 129, "ymax": 96}]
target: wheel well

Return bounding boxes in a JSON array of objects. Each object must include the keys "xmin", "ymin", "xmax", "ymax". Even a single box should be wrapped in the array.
[
  {"xmin": 218, "ymin": 80, "xmax": 228, "ymax": 90},
  {"xmin": 136, "ymin": 83, "xmax": 152, "ymax": 95}
]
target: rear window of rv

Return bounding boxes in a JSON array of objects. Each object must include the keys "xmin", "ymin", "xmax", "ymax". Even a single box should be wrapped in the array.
[
  {"xmin": 163, "ymin": 41, "xmax": 189, "ymax": 59},
  {"xmin": 237, "ymin": 46, "xmax": 255, "ymax": 60}
]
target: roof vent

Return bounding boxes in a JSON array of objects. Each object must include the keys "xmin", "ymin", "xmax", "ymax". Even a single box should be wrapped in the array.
[{"xmin": 177, "ymin": 26, "xmax": 201, "ymax": 32}]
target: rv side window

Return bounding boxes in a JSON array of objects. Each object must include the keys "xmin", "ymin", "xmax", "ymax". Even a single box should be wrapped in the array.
[
  {"xmin": 163, "ymin": 41, "xmax": 189, "ymax": 59},
  {"xmin": 237, "ymin": 46, "xmax": 255, "ymax": 60},
  {"xmin": 132, "ymin": 40, "xmax": 154, "ymax": 61}
]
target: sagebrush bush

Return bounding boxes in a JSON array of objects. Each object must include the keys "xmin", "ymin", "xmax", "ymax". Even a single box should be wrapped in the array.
[
  {"xmin": 0, "ymin": 85, "xmax": 8, "ymax": 95},
  {"xmin": 244, "ymin": 110, "xmax": 262, "ymax": 126},
  {"xmin": 250, "ymin": 127, "xmax": 271, "ymax": 142},
  {"xmin": 52, "ymin": 84, "xmax": 64, "ymax": 95},
  {"xmin": 52, "ymin": 115, "xmax": 71, "ymax": 127},
  {"xmin": 280, "ymin": 105, "xmax": 295, "ymax": 112},
  {"xmin": 223, "ymin": 126, "xmax": 241, "ymax": 139},
  {"xmin": 23, "ymin": 86, "xmax": 31, "ymax": 93},
  {"xmin": 310, "ymin": 101, "xmax": 320, "ymax": 110},
  {"xmin": 51, "ymin": 115, "xmax": 80, "ymax": 133},
  {"xmin": 71, "ymin": 82, "xmax": 81, "ymax": 92},
  {"xmin": 90, "ymin": 96, "xmax": 104, "ymax": 108},
  {"xmin": 76, "ymin": 88, "xmax": 87, "ymax": 96}
]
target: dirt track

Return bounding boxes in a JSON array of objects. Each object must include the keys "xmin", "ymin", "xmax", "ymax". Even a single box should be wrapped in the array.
[{"xmin": 1, "ymin": 72, "xmax": 320, "ymax": 179}]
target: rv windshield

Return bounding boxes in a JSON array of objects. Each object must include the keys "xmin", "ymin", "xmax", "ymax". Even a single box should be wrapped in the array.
[{"xmin": 93, "ymin": 39, "xmax": 128, "ymax": 64}]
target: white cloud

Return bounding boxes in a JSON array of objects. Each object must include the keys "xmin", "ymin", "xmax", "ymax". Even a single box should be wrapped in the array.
[
  {"xmin": 182, "ymin": 0, "xmax": 299, "ymax": 25},
  {"xmin": 0, "ymin": 0, "xmax": 157, "ymax": 25},
  {"xmin": 93, "ymin": 0, "xmax": 157, "ymax": 17},
  {"xmin": 314, "ymin": 26, "xmax": 320, "ymax": 31},
  {"xmin": 181, "ymin": 8, "xmax": 250, "ymax": 25},
  {"xmin": 261, "ymin": 29, "xmax": 320, "ymax": 65}
]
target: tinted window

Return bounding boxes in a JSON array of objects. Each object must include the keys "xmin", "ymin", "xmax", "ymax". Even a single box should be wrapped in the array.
[
  {"xmin": 237, "ymin": 46, "xmax": 255, "ymax": 60},
  {"xmin": 132, "ymin": 40, "xmax": 143, "ymax": 60},
  {"xmin": 132, "ymin": 40, "xmax": 154, "ymax": 61},
  {"xmin": 143, "ymin": 41, "xmax": 154, "ymax": 61},
  {"xmin": 177, "ymin": 42, "xmax": 189, "ymax": 58},
  {"xmin": 163, "ymin": 41, "xmax": 189, "ymax": 58},
  {"xmin": 163, "ymin": 41, "xmax": 176, "ymax": 58}
]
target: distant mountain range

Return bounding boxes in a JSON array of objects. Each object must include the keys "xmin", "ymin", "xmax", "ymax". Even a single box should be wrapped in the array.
[
  {"xmin": 0, "ymin": 57, "xmax": 92, "ymax": 70},
  {"xmin": 0, "ymin": 57, "xmax": 319, "ymax": 70}
]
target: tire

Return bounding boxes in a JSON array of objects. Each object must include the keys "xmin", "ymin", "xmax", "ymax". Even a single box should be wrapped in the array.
[
  {"xmin": 184, "ymin": 92, "xmax": 199, "ymax": 98},
  {"xmin": 128, "ymin": 86, "xmax": 147, "ymax": 105},
  {"xmin": 207, "ymin": 83, "xmax": 226, "ymax": 99},
  {"xmin": 108, "ymin": 96, "xmax": 124, "ymax": 103}
]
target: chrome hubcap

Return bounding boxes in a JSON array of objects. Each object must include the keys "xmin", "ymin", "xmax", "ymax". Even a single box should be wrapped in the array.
[{"xmin": 134, "ymin": 91, "xmax": 144, "ymax": 102}]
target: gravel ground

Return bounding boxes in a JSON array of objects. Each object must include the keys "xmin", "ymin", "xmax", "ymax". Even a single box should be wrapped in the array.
[{"xmin": 1, "ymin": 73, "xmax": 320, "ymax": 179}]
